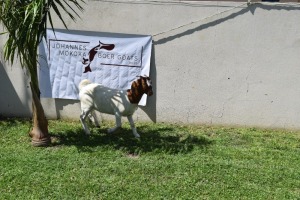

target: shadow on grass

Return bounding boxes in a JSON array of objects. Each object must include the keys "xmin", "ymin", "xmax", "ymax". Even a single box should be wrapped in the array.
[{"xmin": 50, "ymin": 124, "xmax": 212, "ymax": 155}]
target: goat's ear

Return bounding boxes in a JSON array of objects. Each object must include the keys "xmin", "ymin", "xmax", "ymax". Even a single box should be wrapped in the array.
[{"xmin": 138, "ymin": 75, "xmax": 148, "ymax": 79}]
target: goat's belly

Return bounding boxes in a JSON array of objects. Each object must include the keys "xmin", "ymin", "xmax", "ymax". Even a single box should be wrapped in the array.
[{"xmin": 94, "ymin": 95, "xmax": 137, "ymax": 116}]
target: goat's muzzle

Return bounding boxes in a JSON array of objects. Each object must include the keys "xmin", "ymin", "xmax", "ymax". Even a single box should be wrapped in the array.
[{"xmin": 147, "ymin": 86, "xmax": 153, "ymax": 96}]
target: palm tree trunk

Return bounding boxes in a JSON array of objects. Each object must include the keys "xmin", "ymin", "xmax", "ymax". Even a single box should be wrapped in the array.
[{"xmin": 29, "ymin": 82, "xmax": 50, "ymax": 147}]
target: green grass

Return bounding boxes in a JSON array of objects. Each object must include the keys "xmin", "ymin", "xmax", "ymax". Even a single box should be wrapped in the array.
[{"xmin": 0, "ymin": 118, "xmax": 300, "ymax": 199}]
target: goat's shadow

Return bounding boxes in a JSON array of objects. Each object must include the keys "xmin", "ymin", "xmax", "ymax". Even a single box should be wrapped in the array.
[{"xmin": 50, "ymin": 124, "xmax": 212, "ymax": 154}]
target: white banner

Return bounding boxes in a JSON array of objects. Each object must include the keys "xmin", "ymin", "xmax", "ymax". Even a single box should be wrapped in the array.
[{"xmin": 39, "ymin": 29, "xmax": 152, "ymax": 105}]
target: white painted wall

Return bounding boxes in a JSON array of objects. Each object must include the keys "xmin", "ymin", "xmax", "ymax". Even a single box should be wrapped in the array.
[{"xmin": 1, "ymin": 1, "xmax": 300, "ymax": 129}]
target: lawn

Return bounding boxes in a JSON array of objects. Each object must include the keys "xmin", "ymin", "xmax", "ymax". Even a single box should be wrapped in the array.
[{"xmin": 0, "ymin": 118, "xmax": 300, "ymax": 199}]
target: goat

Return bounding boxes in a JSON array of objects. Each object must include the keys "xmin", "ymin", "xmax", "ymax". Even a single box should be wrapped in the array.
[{"xmin": 79, "ymin": 76, "xmax": 153, "ymax": 138}]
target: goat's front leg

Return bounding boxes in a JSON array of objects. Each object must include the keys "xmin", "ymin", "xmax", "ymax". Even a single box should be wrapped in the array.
[
  {"xmin": 127, "ymin": 115, "xmax": 140, "ymax": 138},
  {"xmin": 108, "ymin": 114, "xmax": 122, "ymax": 134},
  {"xmin": 80, "ymin": 110, "xmax": 91, "ymax": 135}
]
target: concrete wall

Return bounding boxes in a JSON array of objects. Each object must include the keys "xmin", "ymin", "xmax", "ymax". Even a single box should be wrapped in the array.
[{"xmin": 1, "ymin": 1, "xmax": 300, "ymax": 129}]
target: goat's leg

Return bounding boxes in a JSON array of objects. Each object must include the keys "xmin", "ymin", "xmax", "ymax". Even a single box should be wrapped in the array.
[
  {"xmin": 127, "ymin": 115, "xmax": 140, "ymax": 138},
  {"xmin": 89, "ymin": 111, "xmax": 100, "ymax": 127},
  {"xmin": 108, "ymin": 114, "xmax": 122, "ymax": 134},
  {"xmin": 80, "ymin": 109, "xmax": 91, "ymax": 135}
]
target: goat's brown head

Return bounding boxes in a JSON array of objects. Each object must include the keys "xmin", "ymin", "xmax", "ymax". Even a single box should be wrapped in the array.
[
  {"xmin": 127, "ymin": 76, "xmax": 153, "ymax": 104},
  {"xmin": 139, "ymin": 76, "xmax": 153, "ymax": 96}
]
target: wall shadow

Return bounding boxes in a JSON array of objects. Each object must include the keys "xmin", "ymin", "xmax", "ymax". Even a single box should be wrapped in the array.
[
  {"xmin": 54, "ymin": 98, "xmax": 80, "ymax": 119},
  {"xmin": 140, "ymin": 43, "xmax": 157, "ymax": 122},
  {"xmin": 154, "ymin": 6, "xmax": 250, "ymax": 45},
  {"xmin": 0, "ymin": 62, "xmax": 31, "ymax": 118},
  {"xmin": 253, "ymin": 3, "xmax": 300, "ymax": 11}
]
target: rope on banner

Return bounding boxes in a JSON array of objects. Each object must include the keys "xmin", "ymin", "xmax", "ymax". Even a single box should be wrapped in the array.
[
  {"xmin": 94, "ymin": 0, "xmax": 300, "ymax": 38},
  {"xmin": 152, "ymin": 2, "xmax": 248, "ymax": 38},
  {"xmin": 152, "ymin": 1, "xmax": 300, "ymax": 38}
]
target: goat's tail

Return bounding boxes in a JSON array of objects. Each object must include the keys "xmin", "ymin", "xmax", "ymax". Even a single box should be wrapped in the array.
[{"xmin": 79, "ymin": 79, "xmax": 91, "ymax": 91}]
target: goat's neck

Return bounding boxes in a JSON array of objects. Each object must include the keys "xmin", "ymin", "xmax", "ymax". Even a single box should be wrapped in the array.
[{"xmin": 127, "ymin": 89, "xmax": 144, "ymax": 104}]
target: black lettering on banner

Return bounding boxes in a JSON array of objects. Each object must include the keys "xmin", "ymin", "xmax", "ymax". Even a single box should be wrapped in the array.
[
  {"xmin": 48, "ymin": 39, "xmax": 90, "ymax": 60},
  {"xmin": 117, "ymin": 54, "xmax": 137, "ymax": 61},
  {"xmin": 98, "ymin": 52, "xmax": 115, "ymax": 59},
  {"xmin": 58, "ymin": 50, "xmax": 84, "ymax": 57}
]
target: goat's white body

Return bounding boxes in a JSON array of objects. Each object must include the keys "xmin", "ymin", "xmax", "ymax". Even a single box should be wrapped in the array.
[
  {"xmin": 80, "ymin": 83, "xmax": 138, "ymax": 116},
  {"xmin": 79, "ymin": 80, "xmax": 140, "ymax": 137}
]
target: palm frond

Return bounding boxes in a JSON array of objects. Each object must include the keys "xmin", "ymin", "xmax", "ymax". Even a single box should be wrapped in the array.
[{"xmin": 0, "ymin": 0, "xmax": 84, "ymax": 94}]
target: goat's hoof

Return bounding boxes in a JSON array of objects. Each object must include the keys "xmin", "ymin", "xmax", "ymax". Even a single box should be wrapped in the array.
[
  {"xmin": 107, "ymin": 129, "xmax": 114, "ymax": 134},
  {"xmin": 108, "ymin": 127, "xmax": 121, "ymax": 134},
  {"xmin": 83, "ymin": 130, "xmax": 91, "ymax": 135},
  {"xmin": 135, "ymin": 136, "xmax": 141, "ymax": 142}
]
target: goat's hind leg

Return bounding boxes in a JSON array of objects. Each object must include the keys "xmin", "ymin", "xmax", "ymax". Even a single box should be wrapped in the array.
[
  {"xmin": 89, "ymin": 110, "xmax": 100, "ymax": 127},
  {"xmin": 127, "ymin": 115, "xmax": 140, "ymax": 138},
  {"xmin": 108, "ymin": 114, "xmax": 122, "ymax": 134},
  {"xmin": 80, "ymin": 109, "xmax": 92, "ymax": 135}
]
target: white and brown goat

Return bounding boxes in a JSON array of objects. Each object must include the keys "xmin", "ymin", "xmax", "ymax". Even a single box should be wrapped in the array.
[{"xmin": 79, "ymin": 76, "xmax": 153, "ymax": 138}]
